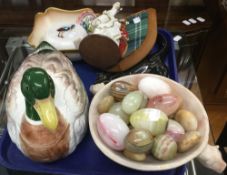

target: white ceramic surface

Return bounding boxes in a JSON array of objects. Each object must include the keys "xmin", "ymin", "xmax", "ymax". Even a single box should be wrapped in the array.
[
  {"xmin": 89, "ymin": 74, "xmax": 209, "ymax": 171},
  {"xmin": 6, "ymin": 51, "xmax": 88, "ymax": 162}
]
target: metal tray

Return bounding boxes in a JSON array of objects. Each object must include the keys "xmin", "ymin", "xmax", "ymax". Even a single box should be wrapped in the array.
[{"xmin": 0, "ymin": 29, "xmax": 184, "ymax": 175}]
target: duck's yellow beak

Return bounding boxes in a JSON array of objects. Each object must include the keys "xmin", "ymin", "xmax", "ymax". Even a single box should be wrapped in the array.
[{"xmin": 34, "ymin": 96, "xmax": 58, "ymax": 131}]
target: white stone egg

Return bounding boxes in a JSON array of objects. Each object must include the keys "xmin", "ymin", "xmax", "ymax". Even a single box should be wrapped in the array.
[{"xmin": 138, "ymin": 76, "xmax": 171, "ymax": 98}]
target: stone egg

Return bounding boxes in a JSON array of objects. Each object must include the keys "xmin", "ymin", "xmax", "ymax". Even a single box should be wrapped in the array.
[
  {"xmin": 97, "ymin": 95, "xmax": 115, "ymax": 114},
  {"xmin": 138, "ymin": 77, "xmax": 171, "ymax": 99},
  {"xmin": 97, "ymin": 113, "xmax": 129, "ymax": 150},
  {"xmin": 130, "ymin": 108, "xmax": 168, "ymax": 136},
  {"xmin": 140, "ymin": 93, "xmax": 148, "ymax": 108},
  {"xmin": 166, "ymin": 119, "xmax": 185, "ymax": 141},
  {"xmin": 177, "ymin": 131, "xmax": 201, "ymax": 153},
  {"xmin": 108, "ymin": 102, "xmax": 129, "ymax": 124},
  {"xmin": 122, "ymin": 91, "xmax": 144, "ymax": 115},
  {"xmin": 175, "ymin": 109, "xmax": 198, "ymax": 131},
  {"xmin": 125, "ymin": 129, "xmax": 153, "ymax": 153},
  {"xmin": 110, "ymin": 81, "xmax": 137, "ymax": 101},
  {"xmin": 147, "ymin": 94, "xmax": 182, "ymax": 116},
  {"xmin": 123, "ymin": 149, "xmax": 147, "ymax": 161},
  {"xmin": 152, "ymin": 134, "xmax": 177, "ymax": 161}
]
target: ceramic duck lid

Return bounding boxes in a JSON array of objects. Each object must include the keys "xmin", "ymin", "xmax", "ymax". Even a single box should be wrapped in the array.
[{"xmin": 6, "ymin": 42, "xmax": 89, "ymax": 162}]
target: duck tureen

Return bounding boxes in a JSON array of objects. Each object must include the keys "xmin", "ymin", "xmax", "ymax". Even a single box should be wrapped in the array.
[{"xmin": 6, "ymin": 44, "xmax": 88, "ymax": 162}]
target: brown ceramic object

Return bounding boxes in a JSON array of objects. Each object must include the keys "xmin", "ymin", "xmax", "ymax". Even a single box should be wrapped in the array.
[
  {"xmin": 79, "ymin": 34, "xmax": 121, "ymax": 70},
  {"xmin": 20, "ymin": 111, "xmax": 69, "ymax": 162},
  {"xmin": 108, "ymin": 8, "xmax": 158, "ymax": 72}
]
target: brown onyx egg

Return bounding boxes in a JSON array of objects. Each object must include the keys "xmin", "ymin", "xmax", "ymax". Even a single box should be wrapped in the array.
[
  {"xmin": 97, "ymin": 95, "xmax": 115, "ymax": 114},
  {"xmin": 123, "ymin": 149, "xmax": 147, "ymax": 161},
  {"xmin": 125, "ymin": 129, "xmax": 153, "ymax": 154},
  {"xmin": 177, "ymin": 131, "xmax": 201, "ymax": 153},
  {"xmin": 110, "ymin": 81, "xmax": 137, "ymax": 101}
]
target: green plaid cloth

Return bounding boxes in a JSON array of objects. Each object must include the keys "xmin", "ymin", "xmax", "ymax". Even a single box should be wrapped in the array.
[{"xmin": 125, "ymin": 11, "xmax": 148, "ymax": 56}]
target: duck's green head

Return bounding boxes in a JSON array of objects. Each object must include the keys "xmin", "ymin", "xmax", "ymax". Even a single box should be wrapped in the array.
[{"xmin": 21, "ymin": 67, "xmax": 58, "ymax": 131}]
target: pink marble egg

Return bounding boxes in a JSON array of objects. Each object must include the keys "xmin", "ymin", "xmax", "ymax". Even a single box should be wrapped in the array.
[
  {"xmin": 147, "ymin": 94, "xmax": 182, "ymax": 116},
  {"xmin": 166, "ymin": 119, "xmax": 185, "ymax": 141},
  {"xmin": 97, "ymin": 113, "xmax": 129, "ymax": 150}
]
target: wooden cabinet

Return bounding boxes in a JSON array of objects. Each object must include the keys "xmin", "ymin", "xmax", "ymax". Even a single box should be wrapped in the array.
[
  {"xmin": 217, "ymin": 72, "xmax": 227, "ymax": 99},
  {"xmin": 196, "ymin": 0, "xmax": 227, "ymax": 104}
]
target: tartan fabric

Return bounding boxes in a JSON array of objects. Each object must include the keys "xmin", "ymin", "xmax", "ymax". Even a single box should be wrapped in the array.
[{"xmin": 125, "ymin": 11, "xmax": 148, "ymax": 56}]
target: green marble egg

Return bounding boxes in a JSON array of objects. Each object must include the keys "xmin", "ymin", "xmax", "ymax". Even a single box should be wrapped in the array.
[
  {"xmin": 130, "ymin": 108, "xmax": 168, "ymax": 136},
  {"xmin": 122, "ymin": 91, "xmax": 143, "ymax": 115},
  {"xmin": 151, "ymin": 134, "xmax": 177, "ymax": 161},
  {"xmin": 108, "ymin": 102, "xmax": 129, "ymax": 124}
]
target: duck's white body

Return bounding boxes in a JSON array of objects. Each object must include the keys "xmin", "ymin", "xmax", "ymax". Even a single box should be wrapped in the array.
[{"xmin": 6, "ymin": 51, "xmax": 88, "ymax": 161}]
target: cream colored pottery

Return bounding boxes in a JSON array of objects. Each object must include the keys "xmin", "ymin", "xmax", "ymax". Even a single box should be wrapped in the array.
[{"xmin": 89, "ymin": 74, "xmax": 209, "ymax": 171}]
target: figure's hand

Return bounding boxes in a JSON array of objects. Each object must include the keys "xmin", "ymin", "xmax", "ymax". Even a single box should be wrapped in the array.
[
  {"xmin": 90, "ymin": 83, "xmax": 105, "ymax": 95},
  {"xmin": 107, "ymin": 2, "xmax": 121, "ymax": 17},
  {"xmin": 113, "ymin": 2, "xmax": 120, "ymax": 10},
  {"xmin": 197, "ymin": 144, "xmax": 226, "ymax": 173}
]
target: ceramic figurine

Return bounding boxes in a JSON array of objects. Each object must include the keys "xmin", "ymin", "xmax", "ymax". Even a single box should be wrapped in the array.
[
  {"xmin": 90, "ymin": 82, "xmax": 105, "ymax": 95},
  {"xmin": 28, "ymin": 3, "xmax": 157, "ymax": 72},
  {"xmin": 78, "ymin": 2, "xmax": 124, "ymax": 70},
  {"xmin": 79, "ymin": 2, "xmax": 158, "ymax": 71},
  {"xmin": 197, "ymin": 145, "xmax": 226, "ymax": 173},
  {"xmin": 27, "ymin": 3, "xmax": 122, "ymax": 51},
  {"xmin": 91, "ymin": 2, "xmax": 122, "ymax": 45},
  {"xmin": 6, "ymin": 43, "xmax": 88, "ymax": 162}
]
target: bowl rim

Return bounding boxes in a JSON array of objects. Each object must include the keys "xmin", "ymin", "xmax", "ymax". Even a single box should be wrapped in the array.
[{"xmin": 89, "ymin": 73, "xmax": 209, "ymax": 171}]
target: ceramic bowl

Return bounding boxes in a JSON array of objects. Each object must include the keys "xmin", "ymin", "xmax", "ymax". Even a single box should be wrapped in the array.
[
  {"xmin": 89, "ymin": 74, "xmax": 209, "ymax": 171},
  {"xmin": 28, "ymin": 7, "xmax": 96, "ymax": 51}
]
